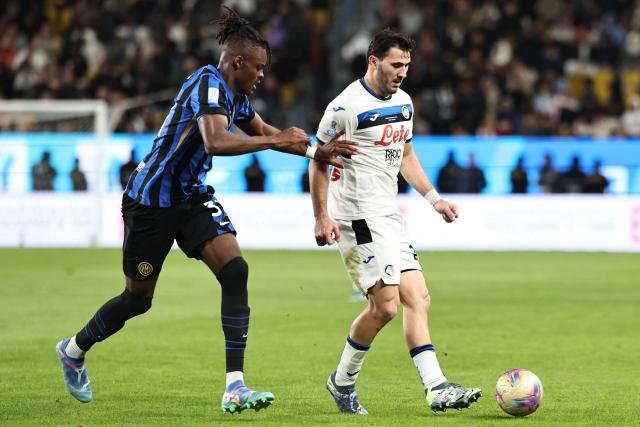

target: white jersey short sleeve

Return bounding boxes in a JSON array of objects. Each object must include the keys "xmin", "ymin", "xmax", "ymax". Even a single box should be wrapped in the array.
[{"xmin": 315, "ymin": 79, "xmax": 414, "ymax": 220}]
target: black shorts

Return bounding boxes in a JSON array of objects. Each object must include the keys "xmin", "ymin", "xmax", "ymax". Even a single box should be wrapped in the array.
[{"xmin": 121, "ymin": 191, "xmax": 236, "ymax": 281}]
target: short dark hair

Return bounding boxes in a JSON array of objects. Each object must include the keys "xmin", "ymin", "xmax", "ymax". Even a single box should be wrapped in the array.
[
  {"xmin": 215, "ymin": 7, "xmax": 271, "ymax": 66},
  {"xmin": 366, "ymin": 28, "xmax": 415, "ymax": 59}
]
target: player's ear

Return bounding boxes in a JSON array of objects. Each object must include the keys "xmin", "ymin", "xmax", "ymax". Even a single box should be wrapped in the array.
[
  {"xmin": 233, "ymin": 55, "xmax": 244, "ymax": 70},
  {"xmin": 368, "ymin": 54, "xmax": 379, "ymax": 68}
]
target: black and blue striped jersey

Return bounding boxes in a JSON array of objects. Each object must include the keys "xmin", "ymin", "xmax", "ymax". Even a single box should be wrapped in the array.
[{"xmin": 125, "ymin": 65, "xmax": 255, "ymax": 207}]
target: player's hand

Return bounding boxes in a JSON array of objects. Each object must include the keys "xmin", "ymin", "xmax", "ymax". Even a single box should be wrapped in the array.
[
  {"xmin": 434, "ymin": 199, "xmax": 459, "ymax": 223},
  {"xmin": 273, "ymin": 127, "xmax": 311, "ymax": 150},
  {"xmin": 314, "ymin": 130, "xmax": 358, "ymax": 169},
  {"xmin": 314, "ymin": 215, "xmax": 340, "ymax": 246}
]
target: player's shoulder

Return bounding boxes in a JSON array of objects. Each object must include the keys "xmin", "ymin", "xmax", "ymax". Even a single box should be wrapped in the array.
[
  {"xmin": 185, "ymin": 64, "xmax": 222, "ymax": 83},
  {"xmin": 394, "ymin": 88, "xmax": 413, "ymax": 105},
  {"xmin": 324, "ymin": 81, "xmax": 365, "ymax": 114}
]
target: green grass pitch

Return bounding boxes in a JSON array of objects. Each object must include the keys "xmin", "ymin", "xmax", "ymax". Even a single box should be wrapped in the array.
[{"xmin": 1, "ymin": 249, "xmax": 638, "ymax": 426}]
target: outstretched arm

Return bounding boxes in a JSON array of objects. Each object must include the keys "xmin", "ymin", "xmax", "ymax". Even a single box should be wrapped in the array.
[
  {"xmin": 235, "ymin": 112, "xmax": 359, "ymax": 167},
  {"xmin": 400, "ymin": 143, "xmax": 459, "ymax": 223},
  {"xmin": 198, "ymin": 114, "xmax": 309, "ymax": 156}
]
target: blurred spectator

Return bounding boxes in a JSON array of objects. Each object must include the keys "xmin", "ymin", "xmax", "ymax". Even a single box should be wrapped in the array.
[
  {"xmin": 458, "ymin": 153, "xmax": 486, "ymax": 194},
  {"xmin": 119, "ymin": 149, "xmax": 137, "ymax": 190},
  {"xmin": 538, "ymin": 153, "xmax": 558, "ymax": 193},
  {"xmin": 244, "ymin": 154, "xmax": 265, "ymax": 192},
  {"xmin": 436, "ymin": 151, "xmax": 461, "ymax": 193},
  {"xmin": 583, "ymin": 160, "xmax": 609, "ymax": 194},
  {"xmin": 561, "ymin": 156, "xmax": 587, "ymax": 193},
  {"xmin": 621, "ymin": 96, "xmax": 640, "ymax": 135},
  {"xmin": 31, "ymin": 151, "xmax": 56, "ymax": 191},
  {"xmin": 510, "ymin": 156, "xmax": 528, "ymax": 194},
  {"xmin": 70, "ymin": 157, "xmax": 88, "ymax": 191}
]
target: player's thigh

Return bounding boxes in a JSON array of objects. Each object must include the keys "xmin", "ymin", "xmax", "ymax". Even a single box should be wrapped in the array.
[
  {"xmin": 176, "ymin": 194, "xmax": 241, "ymax": 275},
  {"xmin": 368, "ymin": 279, "xmax": 401, "ymax": 310},
  {"xmin": 397, "ymin": 227, "xmax": 428, "ymax": 306},
  {"xmin": 337, "ymin": 215, "xmax": 403, "ymax": 294},
  {"xmin": 122, "ymin": 196, "xmax": 178, "ymax": 283}
]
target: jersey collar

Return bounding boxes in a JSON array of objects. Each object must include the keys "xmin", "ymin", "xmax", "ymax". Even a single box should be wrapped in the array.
[{"xmin": 359, "ymin": 77, "xmax": 392, "ymax": 101}]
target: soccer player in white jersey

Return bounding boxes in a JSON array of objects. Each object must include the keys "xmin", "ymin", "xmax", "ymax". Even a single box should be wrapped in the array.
[{"xmin": 309, "ymin": 29, "xmax": 482, "ymax": 414}]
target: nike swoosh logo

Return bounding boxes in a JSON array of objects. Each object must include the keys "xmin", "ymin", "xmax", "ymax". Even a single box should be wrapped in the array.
[
  {"xmin": 368, "ymin": 113, "xmax": 380, "ymax": 121},
  {"xmin": 362, "ymin": 256, "xmax": 374, "ymax": 264},
  {"xmin": 220, "ymin": 221, "xmax": 230, "ymax": 226},
  {"xmin": 332, "ymin": 106, "xmax": 345, "ymax": 112},
  {"xmin": 242, "ymin": 333, "xmax": 248, "ymax": 338},
  {"xmin": 346, "ymin": 370, "xmax": 360, "ymax": 377}
]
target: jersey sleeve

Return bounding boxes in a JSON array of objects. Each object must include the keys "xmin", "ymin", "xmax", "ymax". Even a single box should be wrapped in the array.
[
  {"xmin": 315, "ymin": 100, "xmax": 356, "ymax": 145},
  {"xmin": 233, "ymin": 95, "xmax": 256, "ymax": 124},
  {"xmin": 190, "ymin": 74, "xmax": 230, "ymax": 120}
]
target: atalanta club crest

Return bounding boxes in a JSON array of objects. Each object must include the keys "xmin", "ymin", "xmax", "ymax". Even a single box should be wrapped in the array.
[{"xmin": 402, "ymin": 105, "xmax": 410, "ymax": 119}]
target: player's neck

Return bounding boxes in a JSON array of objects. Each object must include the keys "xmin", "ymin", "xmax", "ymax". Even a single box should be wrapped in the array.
[
  {"xmin": 363, "ymin": 73, "xmax": 390, "ymax": 99},
  {"xmin": 217, "ymin": 63, "xmax": 240, "ymax": 96}
]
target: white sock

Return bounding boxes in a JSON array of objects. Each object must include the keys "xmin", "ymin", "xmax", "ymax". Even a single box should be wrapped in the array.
[
  {"xmin": 412, "ymin": 345, "xmax": 447, "ymax": 389},
  {"xmin": 64, "ymin": 336, "xmax": 86, "ymax": 359},
  {"xmin": 225, "ymin": 371, "xmax": 244, "ymax": 388},
  {"xmin": 335, "ymin": 337, "xmax": 370, "ymax": 387}
]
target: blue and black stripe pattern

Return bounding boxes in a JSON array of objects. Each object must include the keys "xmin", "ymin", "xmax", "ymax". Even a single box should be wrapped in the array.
[
  {"xmin": 356, "ymin": 103, "xmax": 413, "ymax": 130},
  {"xmin": 221, "ymin": 313, "xmax": 250, "ymax": 372},
  {"xmin": 410, "ymin": 343, "xmax": 435, "ymax": 358},
  {"xmin": 124, "ymin": 65, "xmax": 256, "ymax": 207},
  {"xmin": 347, "ymin": 336, "xmax": 371, "ymax": 352}
]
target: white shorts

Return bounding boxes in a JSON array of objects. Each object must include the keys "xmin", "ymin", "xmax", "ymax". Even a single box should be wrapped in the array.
[{"xmin": 336, "ymin": 213, "xmax": 422, "ymax": 294}]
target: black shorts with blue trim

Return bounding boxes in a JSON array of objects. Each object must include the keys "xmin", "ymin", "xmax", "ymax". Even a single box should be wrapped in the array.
[{"xmin": 121, "ymin": 189, "xmax": 236, "ymax": 281}]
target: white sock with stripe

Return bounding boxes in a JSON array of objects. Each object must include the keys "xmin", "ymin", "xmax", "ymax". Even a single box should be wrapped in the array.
[
  {"xmin": 411, "ymin": 343, "xmax": 447, "ymax": 389},
  {"xmin": 335, "ymin": 336, "xmax": 370, "ymax": 387}
]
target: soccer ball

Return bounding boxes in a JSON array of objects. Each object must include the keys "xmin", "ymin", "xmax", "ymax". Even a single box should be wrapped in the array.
[{"xmin": 495, "ymin": 368, "xmax": 543, "ymax": 416}]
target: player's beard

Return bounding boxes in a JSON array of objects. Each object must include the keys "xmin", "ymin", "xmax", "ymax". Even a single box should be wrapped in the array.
[{"xmin": 386, "ymin": 76, "xmax": 402, "ymax": 95}]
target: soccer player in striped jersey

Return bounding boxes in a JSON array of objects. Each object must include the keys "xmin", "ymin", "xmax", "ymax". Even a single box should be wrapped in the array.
[
  {"xmin": 55, "ymin": 8, "xmax": 356, "ymax": 414},
  {"xmin": 309, "ymin": 29, "xmax": 482, "ymax": 414}
]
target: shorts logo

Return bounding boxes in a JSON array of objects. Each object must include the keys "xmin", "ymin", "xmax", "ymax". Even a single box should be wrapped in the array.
[
  {"xmin": 385, "ymin": 149, "xmax": 402, "ymax": 167},
  {"xmin": 138, "ymin": 262, "xmax": 153, "ymax": 277},
  {"xmin": 384, "ymin": 264, "xmax": 395, "ymax": 276}
]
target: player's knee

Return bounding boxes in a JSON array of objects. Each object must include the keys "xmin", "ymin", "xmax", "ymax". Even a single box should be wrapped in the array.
[
  {"xmin": 415, "ymin": 291, "xmax": 431, "ymax": 312},
  {"xmin": 373, "ymin": 301, "xmax": 398, "ymax": 324},
  {"xmin": 122, "ymin": 289, "xmax": 153, "ymax": 316},
  {"xmin": 217, "ymin": 256, "xmax": 249, "ymax": 289}
]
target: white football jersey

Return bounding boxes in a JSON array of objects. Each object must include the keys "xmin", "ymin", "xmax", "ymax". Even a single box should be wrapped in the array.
[{"xmin": 315, "ymin": 78, "xmax": 413, "ymax": 220}]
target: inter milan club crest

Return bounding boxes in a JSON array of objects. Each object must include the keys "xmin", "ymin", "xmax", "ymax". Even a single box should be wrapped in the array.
[{"xmin": 138, "ymin": 262, "xmax": 153, "ymax": 277}]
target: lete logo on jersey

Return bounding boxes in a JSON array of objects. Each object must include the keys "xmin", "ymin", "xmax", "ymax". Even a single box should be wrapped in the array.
[{"xmin": 374, "ymin": 124, "xmax": 411, "ymax": 146}]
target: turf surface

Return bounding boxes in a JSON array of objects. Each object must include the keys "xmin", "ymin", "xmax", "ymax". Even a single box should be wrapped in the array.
[{"xmin": 1, "ymin": 249, "xmax": 638, "ymax": 426}]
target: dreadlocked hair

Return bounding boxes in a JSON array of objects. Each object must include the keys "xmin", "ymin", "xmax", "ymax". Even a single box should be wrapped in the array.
[{"xmin": 215, "ymin": 6, "xmax": 271, "ymax": 66}]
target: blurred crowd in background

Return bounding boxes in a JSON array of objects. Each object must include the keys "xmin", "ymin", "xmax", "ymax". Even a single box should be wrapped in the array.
[
  {"xmin": 31, "ymin": 147, "xmax": 609, "ymax": 195},
  {"xmin": 2, "ymin": 0, "xmax": 640, "ymax": 137}
]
